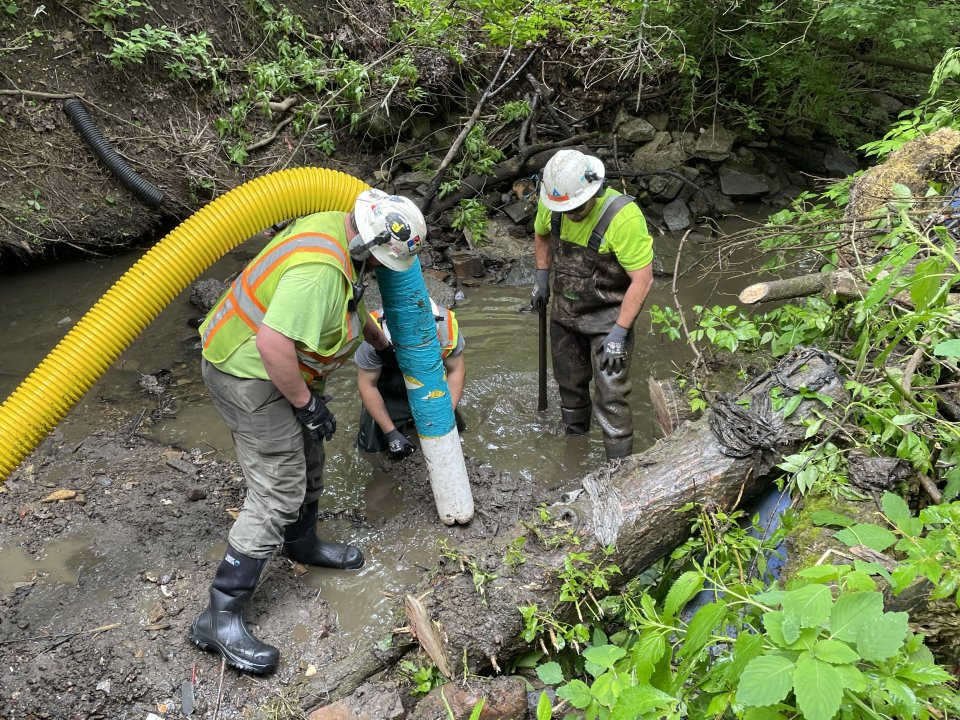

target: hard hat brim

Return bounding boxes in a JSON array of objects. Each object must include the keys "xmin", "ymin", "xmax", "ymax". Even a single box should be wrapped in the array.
[
  {"xmin": 371, "ymin": 244, "xmax": 415, "ymax": 271},
  {"xmin": 540, "ymin": 181, "xmax": 603, "ymax": 212}
]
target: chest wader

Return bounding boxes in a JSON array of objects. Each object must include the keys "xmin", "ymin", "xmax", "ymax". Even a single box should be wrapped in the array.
[{"xmin": 550, "ymin": 194, "xmax": 637, "ymax": 459}]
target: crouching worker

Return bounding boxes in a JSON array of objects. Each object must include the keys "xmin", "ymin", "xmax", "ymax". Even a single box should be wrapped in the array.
[
  {"xmin": 190, "ymin": 189, "xmax": 426, "ymax": 674},
  {"xmin": 355, "ymin": 298, "xmax": 466, "ymax": 459}
]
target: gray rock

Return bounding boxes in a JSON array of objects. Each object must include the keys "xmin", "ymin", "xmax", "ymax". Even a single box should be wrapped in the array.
[
  {"xmin": 189, "ymin": 279, "xmax": 228, "ymax": 313},
  {"xmin": 630, "ymin": 132, "xmax": 687, "ymax": 173},
  {"xmin": 719, "ymin": 162, "xmax": 777, "ymax": 198},
  {"xmin": 663, "ymin": 198, "xmax": 692, "ymax": 232},
  {"xmin": 618, "ymin": 116, "xmax": 658, "ymax": 144},
  {"xmin": 503, "ymin": 199, "xmax": 536, "ymax": 225},
  {"xmin": 478, "ymin": 219, "xmax": 532, "ymax": 265},
  {"xmin": 867, "ymin": 91, "xmax": 904, "ymax": 116},
  {"xmin": 647, "ymin": 112, "xmax": 670, "ymax": 131},
  {"xmin": 823, "ymin": 146, "xmax": 859, "ymax": 177},
  {"xmin": 648, "ymin": 173, "xmax": 684, "ymax": 202},
  {"xmin": 392, "ymin": 170, "xmax": 434, "ymax": 195},
  {"xmin": 704, "ymin": 188, "xmax": 736, "ymax": 214},
  {"xmin": 504, "ymin": 254, "xmax": 536, "ymax": 286}
]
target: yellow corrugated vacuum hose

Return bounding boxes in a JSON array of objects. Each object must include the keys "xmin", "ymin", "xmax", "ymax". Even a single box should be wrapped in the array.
[{"xmin": 0, "ymin": 167, "xmax": 369, "ymax": 482}]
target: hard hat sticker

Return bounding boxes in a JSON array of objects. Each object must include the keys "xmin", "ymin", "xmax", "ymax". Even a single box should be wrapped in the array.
[{"xmin": 385, "ymin": 212, "xmax": 411, "ymax": 241}]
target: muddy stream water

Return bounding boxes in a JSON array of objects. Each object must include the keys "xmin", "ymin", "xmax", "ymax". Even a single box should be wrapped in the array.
[{"xmin": 0, "ymin": 209, "xmax": 771, "ymax": 649}]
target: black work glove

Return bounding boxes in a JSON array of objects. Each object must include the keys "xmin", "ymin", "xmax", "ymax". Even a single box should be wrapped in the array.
[
  {"xmin": 384, "ymin": 429, "xmax": 415, "ymax": 460},
  {"xmin": 599, "ymin": 324, "xmax": 630, "ymax": 375},
  {"xmin": 530, "ymin": 269, "xmax": 550, "ymax": 310},
  {"xmin": 294, "ymin": 394, "xmax": 336, "ymax": 442},
  {"xmin": 376, "ymin": 344, "xmax": 399, "ymax": 369}
]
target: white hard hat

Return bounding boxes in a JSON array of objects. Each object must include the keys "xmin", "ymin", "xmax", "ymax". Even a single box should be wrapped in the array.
[
  {"xmin": 380, "ymin": 298, "xmax": 441, "ymax": 342},
  {"xmin": 353, "ymin": 189, "xmax": 426, "ymax": 271},
  {"xmin": 540, "ymin": 149, "xmax": 605, "ymax": 212}
]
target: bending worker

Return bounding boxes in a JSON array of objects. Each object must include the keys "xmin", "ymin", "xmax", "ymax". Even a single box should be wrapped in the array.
[
  {"xmin": 530, "ymin": 149, "xmax": 654, "ymax": 460},
  {"xmin": 191, "ymin": 189, "xmax": 426, "ymax": 675},
  {"xmin": 355, "ymin": 298, "xmax": 466, "ymax": 459}
]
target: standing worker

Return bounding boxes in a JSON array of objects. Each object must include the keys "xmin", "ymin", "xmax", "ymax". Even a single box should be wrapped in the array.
[
  {"xmin": 530, "ymin": 149, "xmax": 654, "ymax": 460},
  {"xmin": 355, "ymin": 298, "xmax": 466, "ymax": 459},
  {"xmin": 190, "ymin": 189, "xmax": 426, "ymax": 674}
]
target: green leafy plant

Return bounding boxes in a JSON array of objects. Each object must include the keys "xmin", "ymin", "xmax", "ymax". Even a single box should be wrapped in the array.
[
  {"xmin": 451, "ymin": 199, "xmax": 489, "ymax": 245},
  {"xmin": 438, "ymin": 123, "xmax": 504, "ymax": 197},
  {"xmin": 520, "ymin": 505, "xmax": 582, "ymax": 550},
  {"xmin": 25, "ymin": 188, "xmax": 44, "ymax": 212},
  {"xmin": 503, "ymin": 535, "xmax": 526, "ymax": 569},
  {"xmin": 399, "ymin": 659, "xmax": 445, "ymax": 696},
  {"xmin": 688, "ymin": 305, "xmax": 762, "ymax": 353},
  {"xmin": 557, "ymin": 548, "xmax": 621, "ymax": 626},
  {"xmin": 735, "ymin": 584, "xmax": 949, "ymax": 720},
  {"xmin": 87, "ymin": 0, "xmax": 145, "ymax": 34},
  {"xmin": 649, "ymin": 304, "xmax": 765, "ymax": 354},
  {"xmin": 104, "ymin": 24, "xmax": 226, "ymax": 86},
  {"xmin": 527, "ymin": 503, "xmax": 959, "ymax": 720},
  {"xmin": 312, "ymin": 130, "xmax": 336, "ymax": 156},
  {"xmin": 861, "ymin": 47, "xmax": 960, "ymax": 159},
  {"xmin": 497, "ymin": 99, "xmax": 531, "ymax": 122},
  {"xmin": 392, "ymin": 0, "xmax": 595, "ymax": 52},
  {"xmin": 815, "ymin": 492, "xmax": 960, "ymax": 607}
]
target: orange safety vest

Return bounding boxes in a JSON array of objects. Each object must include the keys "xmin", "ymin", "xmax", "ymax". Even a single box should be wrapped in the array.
[
  {"xmin": 370, "ymin": 305, "xmax": 459, "ymax": 358},
  {"xmin": 200, "ymin": 215, "xmax": 362, "ymax": 382}
]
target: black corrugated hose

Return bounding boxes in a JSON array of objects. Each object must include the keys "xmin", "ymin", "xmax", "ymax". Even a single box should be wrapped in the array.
[{"xmin": 63, "ymin": 98, "xmax": 165, "ymax": 208}]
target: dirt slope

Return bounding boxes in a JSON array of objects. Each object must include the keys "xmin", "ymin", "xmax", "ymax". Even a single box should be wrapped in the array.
[{"xmin": 0, "ymin": 0, "xmax": 409, "ymax": 265}]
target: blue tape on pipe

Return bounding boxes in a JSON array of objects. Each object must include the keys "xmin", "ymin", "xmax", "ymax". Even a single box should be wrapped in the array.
[{"xmin": 375, "ymin": 258, "xmax": 456, "ymax": 437}]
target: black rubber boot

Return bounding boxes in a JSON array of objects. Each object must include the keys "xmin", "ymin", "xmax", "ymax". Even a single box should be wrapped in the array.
[
  {"xmin": 604, "ymin": 436, "xmax": 634, "ymax": 460},
  {"xmin": 561, "ymin": 406, "xmax": 592, "ymax": 436},
  {"xmin": 283, "ymin": 500, "xmax": 364, "ymax": 570},
  {"xmin": 190, "ymin": 545, "xmax": 279, "ymax": 674}
]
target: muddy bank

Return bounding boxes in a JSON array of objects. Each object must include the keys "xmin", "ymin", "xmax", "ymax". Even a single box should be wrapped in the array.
[{"xmin": 0, "ymin": 403, "xmax": 545, "ymax": 719}]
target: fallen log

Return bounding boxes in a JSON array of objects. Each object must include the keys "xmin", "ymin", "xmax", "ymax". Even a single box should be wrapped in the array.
[
  {"xmin": 398, "ymin": 347, "xmax": 846, "ymax": 677},
  {"xmin": 739, "ymin": 267, "xmax": 960, "ymax": 306},
  {"xmin": 296, "ymin": 348, "xmax": 845, "ymax": 712},
  {"xmin": 423, "ymin": 133, "xmax": 599, "ymax": 219},
  {"xmin": 738, "ymin": 269, "xmax": 868, "ymax": 304}
]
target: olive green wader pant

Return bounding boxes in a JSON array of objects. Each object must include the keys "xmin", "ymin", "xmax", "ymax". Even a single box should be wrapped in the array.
[
  {"xmin": 202, "ymin": 359, "xmax": 324, "ymax": 559},
  {"xmin": 550, "ymin": 319, "xmax": 635, "ymax": 459}
]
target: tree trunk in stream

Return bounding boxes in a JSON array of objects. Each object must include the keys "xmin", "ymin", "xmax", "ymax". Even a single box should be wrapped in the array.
[{"xmin": 298, "ymin": 347, "xmax": 846, "ymax": 709}]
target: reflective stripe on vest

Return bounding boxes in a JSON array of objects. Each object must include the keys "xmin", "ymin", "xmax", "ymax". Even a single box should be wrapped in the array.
[
  {"xmin": 202, "ymin": 232, "xmax": 361, "ymax": 380},
  {"xmin": 370, "ymin": 307, "xmax": 459, "ymax": 358}
]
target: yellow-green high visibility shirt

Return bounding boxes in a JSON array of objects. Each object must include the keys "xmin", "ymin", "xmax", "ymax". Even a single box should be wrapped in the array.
[{"xmin": 534, "ymin": 188, "xmax": 653, "ymax": 271}]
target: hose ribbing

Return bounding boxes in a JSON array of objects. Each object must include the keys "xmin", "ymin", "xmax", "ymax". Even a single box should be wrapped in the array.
[
  {"xmin": 0, "ymin": 167, "xmax": 369, "ymax": 481},
  {"xmin": 63, "ymin": 99, "xmax": 166, "ymax": 208}
]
